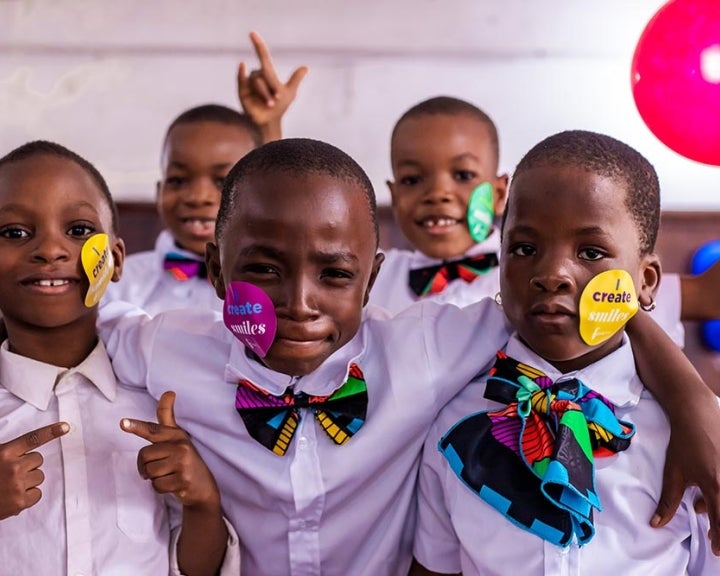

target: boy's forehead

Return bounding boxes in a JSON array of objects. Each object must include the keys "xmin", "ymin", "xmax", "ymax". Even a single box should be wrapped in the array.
[
  {"xmin": 0, "ymin": 155, "xmax": 112, "ymax": 220},
  {"xmin": 391, "ymin": 113, "xmax": 497, "ymax": 163},
  {"xmin": 163, "ymin": 121, "xmax": 255, "ymax": 163}
]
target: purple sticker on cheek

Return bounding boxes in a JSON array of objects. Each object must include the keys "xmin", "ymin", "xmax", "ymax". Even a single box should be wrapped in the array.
[{"xmin": 223, "ymin": 281, "xmax": 277, "ymax": 357}]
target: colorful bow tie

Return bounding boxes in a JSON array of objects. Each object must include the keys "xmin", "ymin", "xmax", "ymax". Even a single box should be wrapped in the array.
[
  {"xmin": 235, "ymin": 363, "xmax": 367, "ymax": 456},
  {"xmin": 408, "ymin": 252, "xmax": 498, "ymax": 296},
  {"xmin": 163, "ymin": 251, "xmax": 207, "ymax": 281},
  {"xmin": 440, "ymin": 351, "xmax": 634, "ymax": 547}
]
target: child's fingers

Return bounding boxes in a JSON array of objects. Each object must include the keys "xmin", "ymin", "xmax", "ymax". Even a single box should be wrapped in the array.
[
  {"xmin": 285, "ymin": 66, "xmax": 309, "ymax": 94},
  {"xmin": 156, "ymin": 391, "xmax": 178, "ymax": 428},
  {"xmin": 237, "ymin": 62, "xmax": 249, "ymax": 92},
  {"xmin": 249, "ymin": 31, "xmax": 280, "ymax": 86},
  {"xmin": 3, "ymin": 421, "xmax": 70, "ymax": 457},
  {"xmin": 248, "ymin": 72, "xmax": 276, "ymax": 105},
  {"xmin": 651, "ymin": 461, "xmax": 684, "ymax": 528},
  {"xmin": 120, "ymin": 417, "xmax": 180, "ymax": 443}
]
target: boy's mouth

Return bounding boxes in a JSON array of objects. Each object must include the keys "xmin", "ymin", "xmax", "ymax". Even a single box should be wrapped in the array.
[
  {"xmin": 179, "ymin": 217, "xmax": 215, "ymax": 236},
  {"xmin": 417, "ymin": 215, "xmax": 461, "ymax": 232}
]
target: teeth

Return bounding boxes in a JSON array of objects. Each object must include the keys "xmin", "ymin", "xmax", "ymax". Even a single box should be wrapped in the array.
[
  {"xmin": 424, "ymin": 217, "xmax": 457, "ymax": 228},
  {"xmin": 35, "ymin": 279, "xmax": 69, "ymax": 287}
]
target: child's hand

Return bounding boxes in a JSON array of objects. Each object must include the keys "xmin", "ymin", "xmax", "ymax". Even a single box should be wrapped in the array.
[
  {"xmin": 0, "ymin": 422, "xmax": 69, "ymax": 520},
  {"xmin": 120, "ymin": 391, "xmax": 220, "ymax": 511},
  {"xmin": 652, "ymin": 399, "xmax": 720, "ymax": 555},
  {"xmin": 237, "ymin": 31, "xmax": 308, "ymax": 143}
]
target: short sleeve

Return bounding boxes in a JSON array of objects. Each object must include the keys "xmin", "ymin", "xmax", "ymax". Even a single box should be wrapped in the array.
[
  {"xmin": 169, "ymin": 516, "xmax": 241, "ymax": 576},
  {"xmin": 413, "ymin": 424, "xmax": 463, "ymax": 574}
]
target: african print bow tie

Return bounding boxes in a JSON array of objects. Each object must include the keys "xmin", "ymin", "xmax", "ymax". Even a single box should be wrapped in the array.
[
  {"xmin": 408, "ymin": 252, "xmax": 498, "ymax": 296},
  {"xmin": 440, "ymin": 351, "xmax": 634, "ymax": 547},
  {"xmin": 163, "ymin": 251, "xmax": 207, "ymax": 281},
  {"xmin": 235, "ymin": 363, "xmax": 367, "ymax": 456}
]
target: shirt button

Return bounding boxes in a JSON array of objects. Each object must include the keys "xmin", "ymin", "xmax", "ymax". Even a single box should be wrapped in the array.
[{"xmin": 297, "ymin": 437, "xmax": 308, "ymax": 449}]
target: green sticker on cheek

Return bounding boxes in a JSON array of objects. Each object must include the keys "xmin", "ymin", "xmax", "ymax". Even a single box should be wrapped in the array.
[
  {"xmin": 578, "ymin": 269, "xmax": 638, "ymax": 345},
  {"xmin": 467, "ymin": 182, "xmax": 494, "ymax": 243},
  {"xmin": 81, "ymin": 233, "xmax": 114, "ymax": 307}
]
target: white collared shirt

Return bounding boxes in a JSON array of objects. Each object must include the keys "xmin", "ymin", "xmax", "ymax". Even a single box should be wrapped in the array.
[
  {"xmin": 371, "ymin": 233, "xmax": 685, "ymax": 346},
  {"xmin": 105, "ymin": 230, "xmax": 222, "ymax": 316},
  {"xmin": 414, "ymin": 334, "xmax": 718, "ymax": 575},
  {"xmin": 0, "ymin": 340, "xmax": 172, "ymax": 576},
  {"xmin": 99, "ymin": 298, "xmax": 512, "ymax": 576}
]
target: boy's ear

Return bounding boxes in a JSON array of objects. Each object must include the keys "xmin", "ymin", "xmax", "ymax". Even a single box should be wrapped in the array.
[
  {"xmin": 386, "ymin": 180, "xmax": 398, "ymax": 206},
  {"xmin": 492, "ymin": 173, "xmax": 510, "ymax": 217},
  {"xmin": 363, "ymin": 252, "xmax": 386, "ymax": 306},
  {"xmin": 638, "ymin": 253, "xmax": 662, "ymax": 308},
  {"xmin": 110, "ymin": 237, "xmax": 126, "ymax": 282},
  {"xmin": 155, "ymin": 180, "xmax": 163, "ymax": 216},
  {"xmin": 205, "ymin": 241, "xmax": 227, "ymax": 300}
]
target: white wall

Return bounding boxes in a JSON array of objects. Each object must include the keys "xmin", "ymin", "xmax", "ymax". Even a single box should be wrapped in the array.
[{"xmin": 1, "ymin": 0, "xmax": 718, "ymax": 208}]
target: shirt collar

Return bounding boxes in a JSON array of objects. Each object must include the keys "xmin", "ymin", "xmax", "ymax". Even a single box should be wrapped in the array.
[
  {"xmin": 225, "ymin": 324, "xmax": 367, "ymax": 397},
  {"xmin": 156, "ymin": 229, "xmax": 205, "ymax": 263},
  {"xmin": 504, "ymin": 332, "xmax": 643, "ymax": 408},
  {"xmin": 408, "ymin": 227, "xmax": 501, "ymax": 269},
  {"xmin": 0, "ymin": 340, "xmax": 117, "ymax": 410}
]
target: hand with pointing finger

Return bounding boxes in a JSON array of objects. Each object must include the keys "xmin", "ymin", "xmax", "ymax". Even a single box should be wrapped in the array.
[
  {"xmin": 0, "ymin": 421, "xmax": 69, "ymax": 520},
  {"xmin": 237, "ymin": 30, "xmax": 308, "ymax": 143},
  {"xmin": 120, "ymin": 391, "xmax": 220, "ymax": 511},
  {"xmin": 121, "ymin": 391, "xmax": 229, "ymax": 575}
]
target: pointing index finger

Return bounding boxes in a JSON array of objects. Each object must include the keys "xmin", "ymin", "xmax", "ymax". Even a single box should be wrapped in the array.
[
  {"xmin": 249, "ymin": 31, "xmax": 280, "ymax": 88},
  {"xmin": 4, "ymin": 421, "xmax": 69, "ymax": 456}
]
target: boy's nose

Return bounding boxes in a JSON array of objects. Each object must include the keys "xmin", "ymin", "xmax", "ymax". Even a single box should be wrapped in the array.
[
  {"xmin": 422, "ymin": 176, "xmax": 453, "ymax": 203},
  {"xmin": 277, "ymin": 278, "xmax": 320, "ymax": 321},
  {"xmin": 31, "ymin": 232, "xmax": 72, "ymax": 263},
  {"xmin": 530, "ymin": 257, "xmax": 575, "ymax": 293},
  {"xmin": 182, "ymin": 178, "xmax": 219, "ymax": 206}
]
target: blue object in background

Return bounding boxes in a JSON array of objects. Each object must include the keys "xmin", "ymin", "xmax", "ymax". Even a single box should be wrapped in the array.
[{"xmin": 691, "ymin": 239, "xmax": 720, "ymax": 352}]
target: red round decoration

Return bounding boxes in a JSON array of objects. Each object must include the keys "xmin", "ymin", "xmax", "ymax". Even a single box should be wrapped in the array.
[{"xmin": 631, "ymin": 0, "xmax": 720, "ymax": 165}]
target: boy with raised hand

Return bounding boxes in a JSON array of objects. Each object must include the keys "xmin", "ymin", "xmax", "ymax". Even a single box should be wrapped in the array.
[
  {"xmin": 410, "ymin": 131, "xmax": 719, "ymax": 575},
  {"xmin": 0, "ymin": 140, "xmax": 235, "ymax": 575},
  {"xmin": 106, "ymin": 31, "xmax": 306, "ymax": 316},
  {"xmin": 99, "ymin": 137, "xmax": 720, "ymax": 574}
]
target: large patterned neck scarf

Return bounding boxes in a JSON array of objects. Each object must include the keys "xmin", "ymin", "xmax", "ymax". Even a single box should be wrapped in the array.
[{"xmin": 440, "ymin": 351, "xmax": 635, "ymax": 546}]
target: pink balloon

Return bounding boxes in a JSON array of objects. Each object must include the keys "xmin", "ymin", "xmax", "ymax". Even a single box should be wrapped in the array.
[{"xmin": 632, "ymin": 0, "xmax": 720, "ymax": 166}]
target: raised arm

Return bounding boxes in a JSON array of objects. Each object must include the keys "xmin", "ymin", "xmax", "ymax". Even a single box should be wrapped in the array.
[
  {"xmin": 626, "ymin": 311, "xmax": 720, "ymax": 554},
  {"xmin": 680, "ymin": 260, "xmax": 720, "ymax": 321},
  {"xmin": 237, "ymin": 31, "xmax": 308, "ymax": 143}
]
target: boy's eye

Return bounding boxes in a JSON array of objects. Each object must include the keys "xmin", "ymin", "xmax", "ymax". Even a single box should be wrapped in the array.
[
  {"xmin": 165, "ymin": 176, "xmax": 187, "ymax": 188},
  {"xmin": 511, "ymin": 244, "xmax": 536, "ymax": 257},
  {"xmin": 321, "ymin": 268, "xmax": 353, "ymax": 283},
  {"xmin": 578, "ymin": 247, "xmax": 605, "ymax": 261},
  {"xmin": 68, "ymin": 224, "xmax": 96, "ymax": 238},
  {"xmin": 242, "ymin": 263, "xmax": 279, "ymax": 277},
  {"xmin": 0, "ymin": 227, "xmax": 30, "ymax": 240},
  {"xmin": 398, "ymin": 175, "xmax": 421, "ymax": 186},
  {"xmin": 213, "ymin": 177, "xmax": 226, "ymax": 190},
  {"xmin": 454, "ymin": 170, "xmax": 476, "ymax": 182}
]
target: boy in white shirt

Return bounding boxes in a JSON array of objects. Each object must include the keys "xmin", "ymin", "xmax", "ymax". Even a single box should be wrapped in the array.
[
  {"xmin": 99, "ymin": 137, "xmax": 720, "ymax": 574},
  {"xmin": 373, "ymin": 96, "xmax": 720, "ymax": 350},
  {"xmin": 0, "ymin": 141, "xmax": 236, "ymax": 575},
  {"xmin": 106, "ymin": 32, "xmax": 306, "ymax": 316},
  {"xmin": 411, "ymin": 130, "xmax": 720, "ymax": 575}
]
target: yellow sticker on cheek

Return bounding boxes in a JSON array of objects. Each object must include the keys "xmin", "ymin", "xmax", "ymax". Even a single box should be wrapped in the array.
[
  {"xmin": 578, "ymin": 269, "xmax": 638, "ymax": 346},
  {"xmin": 81, "ymin": 234, "xmax": 114, "ymax": 307}
]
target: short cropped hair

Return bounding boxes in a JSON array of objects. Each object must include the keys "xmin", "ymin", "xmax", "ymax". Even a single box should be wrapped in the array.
[
  {"xmin": 164, "ymin": 104, "xmax": 263, "ymax": 149},
  {"xmin": 0, "ymin": 140, "xmax": 119, "ymax": 233},
  {"xmin": 391, "ymin": 96, "xmax": 500, "ymax": 167},
  {"xmin": 216, "ymin": 138, "xmax": 378, "ymax": 244},
  {"xmin": 510, "ymin": 130, "xmax": 660, "ymax": 255}
]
